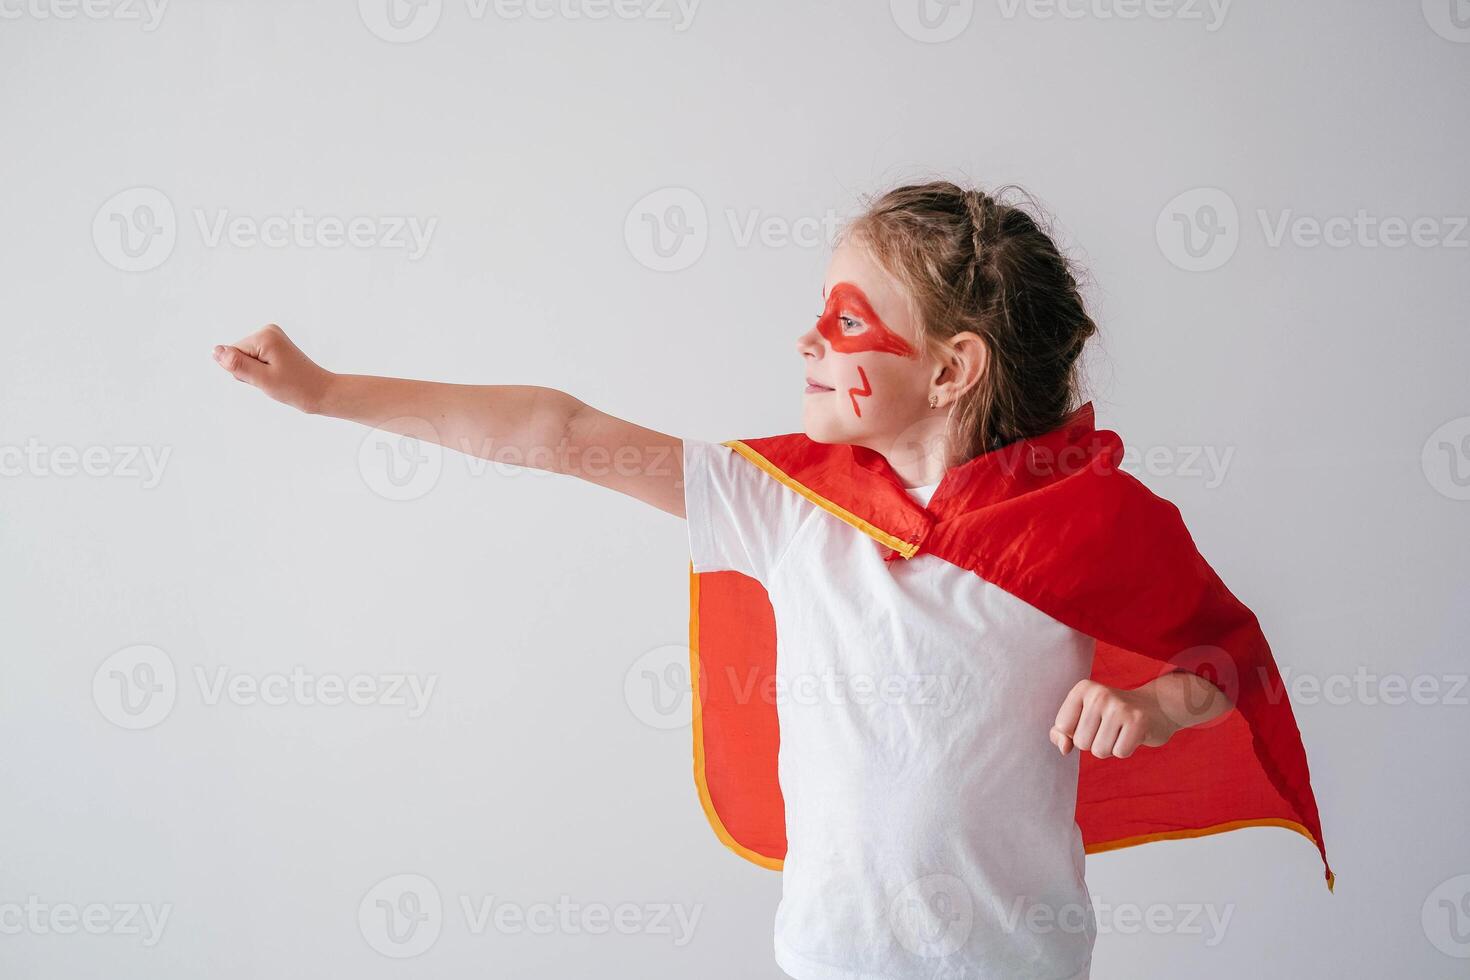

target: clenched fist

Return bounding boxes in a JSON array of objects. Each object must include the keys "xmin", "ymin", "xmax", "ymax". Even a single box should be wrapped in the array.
[
  {"xmin": 213, "ymin": 324, "xmax": 333, "ymax": 414},
  {"xmin": 1049, "ymin": 680, "xmax": 1175, "ymax": 760},
  {"xmin": 1048, "ymin": 670, "xmax": 1232, "ymax": 760}
]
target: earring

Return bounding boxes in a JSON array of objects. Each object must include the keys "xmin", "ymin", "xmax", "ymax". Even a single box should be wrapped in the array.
[{"xmin": 928, "ymin": 393, "xmax": 939, "ymax": 409}]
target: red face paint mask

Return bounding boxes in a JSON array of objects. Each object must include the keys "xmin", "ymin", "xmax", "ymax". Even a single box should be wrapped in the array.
[{"xmin": 816, "ymin": 282, "xmax": 916, "ymax": 358}]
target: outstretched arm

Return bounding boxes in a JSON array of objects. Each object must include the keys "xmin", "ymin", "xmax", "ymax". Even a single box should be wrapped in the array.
[{"xmin": 213, "ymin": 324, "xmax": 686, "ymax": 518}]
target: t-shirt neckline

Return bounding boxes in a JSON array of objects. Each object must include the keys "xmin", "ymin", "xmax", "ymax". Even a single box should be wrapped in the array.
[{"xmin": 903, "ymin": 481, "xmax": 941, "ymax": 506}]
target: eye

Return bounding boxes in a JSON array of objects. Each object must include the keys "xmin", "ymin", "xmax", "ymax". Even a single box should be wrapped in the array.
[{"xmin": 839, "ymin": 315, "xmax": 866, "ymax": 335}]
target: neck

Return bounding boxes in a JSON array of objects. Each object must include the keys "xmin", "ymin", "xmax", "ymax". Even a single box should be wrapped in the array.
[
  {"xmin": 888, "ymin": 456, "xmax": 949, "ymax": 489},
  {"xmin": 867, "ymin": 424, "xmax": 960, "ymax": 489}
]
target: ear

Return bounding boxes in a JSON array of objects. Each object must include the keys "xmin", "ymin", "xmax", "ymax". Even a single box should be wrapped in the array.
[{"xmin": 931, "ymin": 331, "xmax": 988, "ymax": 396}]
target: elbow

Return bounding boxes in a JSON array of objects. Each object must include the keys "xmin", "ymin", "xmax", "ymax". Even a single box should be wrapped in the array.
[{"xmin": 549, "ymin": 390, "xmax": 589, "ymax": 477}]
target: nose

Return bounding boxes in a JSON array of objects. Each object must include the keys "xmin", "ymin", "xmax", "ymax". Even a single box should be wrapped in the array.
[{"xmin": 796, "ymin": 322, "xmax": 824, "ymax": 360}]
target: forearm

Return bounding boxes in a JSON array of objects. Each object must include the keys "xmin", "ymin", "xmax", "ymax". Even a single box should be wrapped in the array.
[
  {"xmin": 318, "ymin": 374, "xmax": 581, "ymax": 473},
  {"xmin": 1139, "ymin": 669, "xmax": 1233, "ymax": 735}
]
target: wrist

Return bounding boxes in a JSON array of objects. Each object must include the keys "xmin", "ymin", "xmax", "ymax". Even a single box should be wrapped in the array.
[
  {"xmin": 1145, "ymin": 669, "xmax": 1229, "ymax": 739},
  {"xmin": 305, "ymin": 370, "xmax": 341, "ymax": 416},
  {"xmin": 1148, "ymin": 699, "xmax": 1183, "ymax": 744}
]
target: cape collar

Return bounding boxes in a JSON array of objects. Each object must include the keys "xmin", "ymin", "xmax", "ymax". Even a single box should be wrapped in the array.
[
  {"xmin": 854, "ymin": 400, "xmax": 1104, "ymax": 513},
  {"xmin": 725, "ymin": 402, "xmax": 1118, "ymax": 560}
]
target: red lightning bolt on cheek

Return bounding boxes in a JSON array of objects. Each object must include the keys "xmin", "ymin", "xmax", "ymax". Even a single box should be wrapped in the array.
[{"xmin": 848, "ymin": 365, "xmax": 872, "ymax": 418}]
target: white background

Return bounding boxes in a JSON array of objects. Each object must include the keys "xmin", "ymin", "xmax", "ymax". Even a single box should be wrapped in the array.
[{"xmin": 2, "ymin": 1, "xmax": 1467, "ymax": 977}]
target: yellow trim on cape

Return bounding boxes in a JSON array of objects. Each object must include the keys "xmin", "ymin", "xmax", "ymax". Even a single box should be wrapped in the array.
[
  {"xmin": 721, "ymin": 439, "xmax": 920, "ymax": 559},
  {"xmin": 688, "ymin": 563, "xmax": 785, "ymax": 871}
]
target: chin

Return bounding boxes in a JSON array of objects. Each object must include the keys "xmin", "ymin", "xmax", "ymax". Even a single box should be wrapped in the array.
[
  {"xmin": 802, "ymin": 409, "xmax": 859, "ymax": 446},
  {"xmin": 803, "ymin": 426, "xmax": 843, "ymax": 445}
]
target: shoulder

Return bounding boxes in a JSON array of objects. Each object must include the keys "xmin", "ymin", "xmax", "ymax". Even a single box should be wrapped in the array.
[
  {"xmin": 1041, "ymin": 463, "xmax": 1212, "ymax": 591},
  {"xmin": 715, "ymin": 432, "xmax": 845, "ymax": 486},
  {"xmin": 999, "ymin": 445, "xmax": 1196, "ymax": 558},
  {"xmin": 722, "ymin": 432, "xmax": 831, "ymax": 464}
]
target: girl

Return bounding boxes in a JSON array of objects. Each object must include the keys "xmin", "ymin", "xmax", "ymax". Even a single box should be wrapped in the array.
[{"xmin": 213, "ymin": 180, "xmax": 1330, "ymax": 979}]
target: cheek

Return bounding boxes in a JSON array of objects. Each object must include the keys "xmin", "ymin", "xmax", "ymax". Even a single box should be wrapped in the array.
[{"xmin": 834, "ymin": 357, "xmax": 918, "ymax": 420}]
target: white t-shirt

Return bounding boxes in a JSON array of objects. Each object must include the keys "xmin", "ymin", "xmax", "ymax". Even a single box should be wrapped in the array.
[
  {"xmin": 683, "ymin": 438, "xmax": 1097, "ymax": 980},
  {"xmin": 903, "ymin": 481, "xmax": 939, "ymax": 505}
]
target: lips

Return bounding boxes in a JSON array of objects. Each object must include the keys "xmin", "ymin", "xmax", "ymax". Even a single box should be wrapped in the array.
[{"xmin": 805, "ymin": 376, "xmax": 835, "ymax": 392}]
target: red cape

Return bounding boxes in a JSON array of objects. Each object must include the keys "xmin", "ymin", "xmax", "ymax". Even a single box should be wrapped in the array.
[{"xmin": 688, "ymin": 403, "xmax": 1334, "ymax": 891}]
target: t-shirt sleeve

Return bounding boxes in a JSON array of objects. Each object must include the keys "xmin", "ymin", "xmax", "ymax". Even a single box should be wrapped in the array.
[{"xmin": 682, "ymin": 437, "xmax": 814, "ymax": 584}]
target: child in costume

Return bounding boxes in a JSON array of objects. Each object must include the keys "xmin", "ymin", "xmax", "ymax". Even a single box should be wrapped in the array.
[{"xmin": 213, "ymin": 180, "xmax": 1331, "ymax": 980}]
